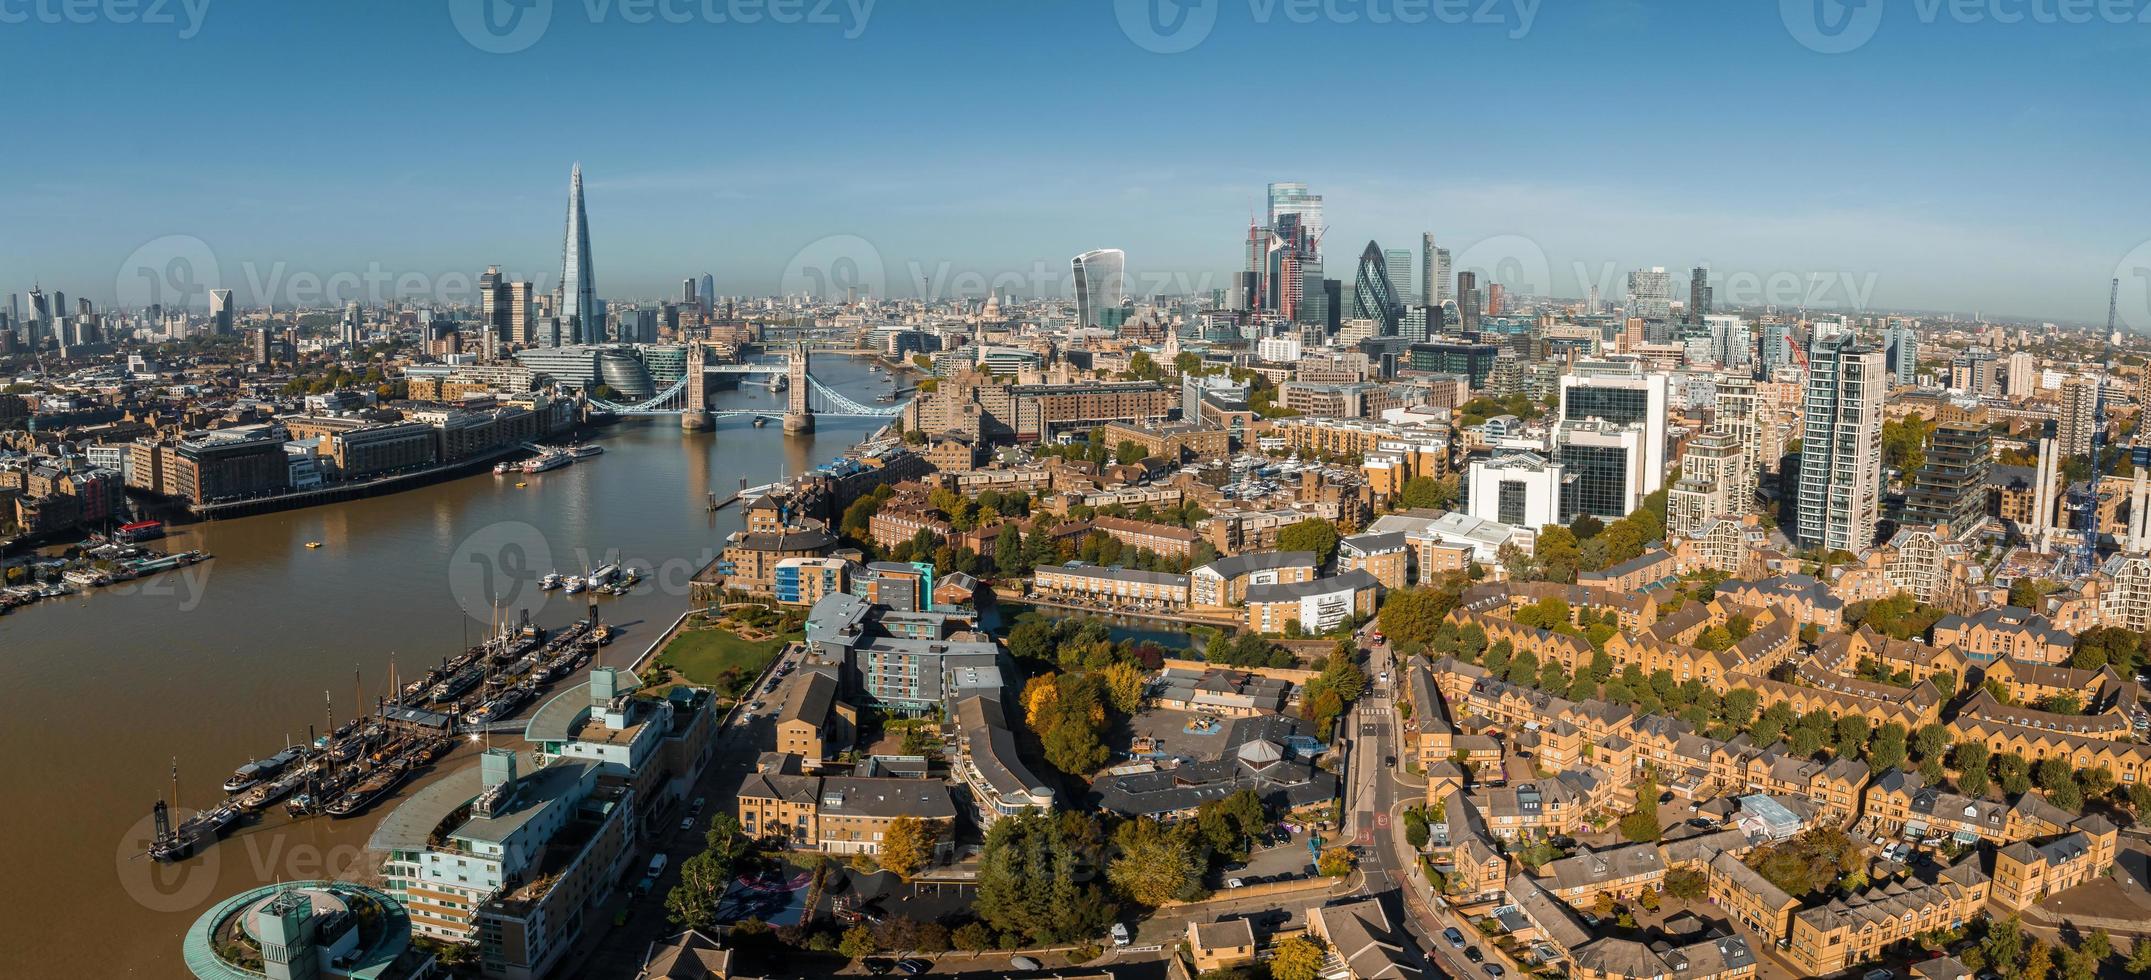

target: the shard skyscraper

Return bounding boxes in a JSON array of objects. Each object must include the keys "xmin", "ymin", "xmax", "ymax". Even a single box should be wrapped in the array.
[{"xmin": 559, "ymin": 163, "xmax": 597, "ymax": 344}]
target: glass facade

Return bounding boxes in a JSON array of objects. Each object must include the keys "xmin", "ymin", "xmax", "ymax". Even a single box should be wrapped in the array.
[
  {"xmin": 1561, "ymin": 443, "xmax": 1631, "ymax": 521},
  {"xmin": 1353, "ymin": 241, "xmax": 1402, "ymax": 336},
  {"xmin": 1498, "ymin": 481, "xmax": 1529, "ymax": 527},
  {"xmin": 1563, "ymin": 387, "xmax": 1650, "ymax": 426},
  {"xmin": 1072, "ymin": 249, "xmax": 1126, "ymax": 329}
]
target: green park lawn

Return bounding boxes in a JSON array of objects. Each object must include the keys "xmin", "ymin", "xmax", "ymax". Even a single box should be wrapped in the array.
[{"xmin": 659, "ymin": 626, "xmax": 798, "ymax": 698}]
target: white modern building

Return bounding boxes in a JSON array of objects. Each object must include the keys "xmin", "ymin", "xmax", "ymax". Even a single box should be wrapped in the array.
[{"xmin": 1466, "ymin": 451, "xmax": 1564, "ymax": 531}]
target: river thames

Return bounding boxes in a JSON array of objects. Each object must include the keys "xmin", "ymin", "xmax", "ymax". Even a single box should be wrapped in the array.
[{"xmin": 0, "ymin": 356, "xmax": 896, "ymax": 974}]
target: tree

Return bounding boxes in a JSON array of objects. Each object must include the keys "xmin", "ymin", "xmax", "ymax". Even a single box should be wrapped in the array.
[
  {"xmin": 2010, "ymin": 577, "xmax": 2058, "ymax": 610},
  {"xmin": 2024, "ymin": 939, "xmax": 2053, "ymax": 980},
  {"xmin": 2126, "ymin": 935, "xmax": 2151, "ymax": 974},
  {"xmin": 839, "ymin": 925, "xmax": 878, "ymax": 959},
  {"xmin": 664, "ymin": 814, "xmax": 749, "ymax": 930},
  {"xmin": 994, "ymin": 523, "xmax": 1025, "ymax": 575},
  {"xmin": 1107, "ymin": 817, "xmax": 1204, "ymax": 906},
  {"xmin": 1620, "ymin": 769, "xmax": 1663, "ymax": 842},
  {"xmin": 973, "ymin": 810, "xmax": 1118, "ymax": 946},
  {"xmin": 951, "ymin": 922, "xmax": 993, "ymax": 952},
  {"xmin": 1269, "ymin": 935, "xmax": 1326, "ymax": 980},
  {"xmin": 1102, "ymin": 661, "xmax": 1146, "ymax": 715},
  {"xmin": 1318, "ymin": 847, "xmax": 1356, "ymax": 876},
  {"xmin": 1277, "ymin": 518, "xmax": 1340, "ymax": 565},
  {"xmin": 1664, "ymin": 867, "xmax": 1708, "ymax": 899},
  {"xmin": 1999, "ymin": 753, "xmax": 2033, "ymax": 796},
  {"xmin": 1913, "ymin": 724, "xmax": 1951, "ymax": 763},
  {"xmin": 1115, "ymin": 440, "xmax": 1146, "ymax": 466},
  {"xmin": 880, "ymin": 816, "xmax": 939, "ymax": 881},
  {"xmin": 1399, "ymin": 475, "xmax": 1457, "ymax": 510}
]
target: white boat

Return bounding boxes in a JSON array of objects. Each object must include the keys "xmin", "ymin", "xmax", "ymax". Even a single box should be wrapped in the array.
[
  {"xmin": 521, "ymin": 452, "xmax": 571, "ymax": 474},
  {"xmin": 493, "ymin": 461, "xmax": 511, "ymax": 475},
  {"xmin": 562, "ymin": 577, "xmax": 585, "ymax": 594},
  {"xmin": 588, "ymin": 563, "xmax": 621, "ymax": 586},
  {"xmin": 568, "ymin": 444, "xmax": 604, "ymax": 459},
  {"xmin": 540, "ymin": 573, "xmax": 562, "ymax": 591},
  {"xmin": 765, "ymin": 374, "xmax": 787, "ymax": 391}
]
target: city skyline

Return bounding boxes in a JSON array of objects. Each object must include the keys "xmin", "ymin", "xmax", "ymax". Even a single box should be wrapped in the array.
[{"xmin": 1, "ymin": 4, "xmax": 2144, "ymax": 324}]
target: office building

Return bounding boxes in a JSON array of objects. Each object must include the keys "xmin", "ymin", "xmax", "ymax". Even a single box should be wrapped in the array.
[
  {"xmin": 1701, "ymin": 315, "xmax": 1752, "ymax": 370},
  {"xmin": 1072, "ymin": 248, "xmax": 1126, "ymax": 330},
  {"xmin": 1353, "ymin": 241, "xmax": 1403, "ymax": 335},
  {"xmin": 699, "ymin": 273, "xmax": 715, "ymax": 315},
  {"xmin": 1627, "ymin": 266, "xmax": 1672, "ymax": 320},
  {"xmin": 559, "ymin": 163, "xmax": 598, "ymax": 344},
  {"xmin": 208, "ymin": 288, "xmax": 234, "ymax": 335},
  {"xmin": 1420, "ymin": 233, "xmax": 1445, "ymax": 306},
  {"xmin": 1457, "ymin": 271, "xmax": 1480, "ymax": 331},
  {"xmin": 1466, "ymin": 451, "xmax": 1564, "ymax": 529},
  {"xmin": 1796, "ymin": 331, "xmax": 1886, "ymax": 552},
  {"xmin": 1267, "ymin": 181, "xmax": 1322, "ymax": 238},
  {"xmin": 1902, "ymin": 422, "xmax": 1992, "ymax": 531},
  {"xmin": 1688, "ymin": 266, "xmax": 1712, "ymax": 324},
  {"xmin": 1384, "ymin": 247, "xmax": 1414, "ymax": 306},
  {"xmin": 1758, "ymin": 320, "xmax": 1797, "ymax": 374}
]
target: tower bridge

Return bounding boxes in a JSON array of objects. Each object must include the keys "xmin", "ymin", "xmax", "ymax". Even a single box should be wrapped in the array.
[{"xmin": 587, "ymin": 343, "xmax": 909, "ymax": 432}]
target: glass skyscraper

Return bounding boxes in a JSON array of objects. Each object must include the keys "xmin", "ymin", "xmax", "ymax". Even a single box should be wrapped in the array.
[
  {"xmin": 1352, "ymin": 241, "xmax": 1402, "ymax": 335},
  {"xmin": 1071, "ymin": 248, "xmax": 1125, "ymax": 329},
  {"xmin": 559, "ymin": 164, "xmax": 598, "ymax": 345}
]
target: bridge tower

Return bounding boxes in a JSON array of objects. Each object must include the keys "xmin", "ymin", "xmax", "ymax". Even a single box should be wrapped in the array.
[
  {"xmin": 782, "ymin": 342, "xmax": 815, "ymax": 434},
  {"xmin": 681, "ymin": 341, "xmax": 712, "ymax": 431}
]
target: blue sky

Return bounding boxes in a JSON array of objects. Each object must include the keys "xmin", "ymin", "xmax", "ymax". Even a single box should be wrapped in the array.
[{"xmin": 1, "ymin": 0, "xmax": 2145, "ymax": 323}]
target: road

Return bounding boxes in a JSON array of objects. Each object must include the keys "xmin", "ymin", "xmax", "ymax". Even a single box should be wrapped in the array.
[
  {"xmin": 1341, "ymin": 626, "xmax": 1519, "ymax": 980},
  {"xmin": 559, "ymin": 639, "xmax": 815, "ymax": 979}
]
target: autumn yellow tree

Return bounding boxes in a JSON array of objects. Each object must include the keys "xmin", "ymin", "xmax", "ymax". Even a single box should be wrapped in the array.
[
  {"xmin": 880, "ymin": 816, "xmax": 940, "ymax": 881},
  {"xmin": 1022, "ymin": 674, "xmax": 1061, "ymax": 729},
  {"xmin": 1102, "ymin": 661, "xmax": 1145, "ymax": 714},
  {"xmin": 1270, "ymin": 935, "xmax": 1326, "ymax": 980}
]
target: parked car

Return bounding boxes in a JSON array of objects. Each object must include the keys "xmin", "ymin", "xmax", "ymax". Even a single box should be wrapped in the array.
[
  {"xmin": 863, "ymin": 959, "xmax": 895, "ymax": 976},
  {"xmin": 1111, "ymin": 922, "xmax": 1131, "ymax": 946},
  {"xmin": 1687, "ymin": 817, "xmax": 1714, "ymax": 828},
  {"xmin": 689, "ymin": 796, "xmax": 706, "ymax": 815},
  {"xmin": 1227, "ymin": 877, "xmax": 1246, "ymax": 888},
  {"xmin": 1011, "ymin": 955, "xmax": 1043, "ymax": 970},
  {"xmin": 1465, "ymin": 946, "xmax": 1484, "ymax": 962},
  {"xmin": 896, "ymin": 959, "xmax": 930, "ymax": 975},
  {"xmin": 1482, "ymin": 963, "xmax": 1505, "ymax": 977},
  {"xmin": 1443, "ymin": 927, "xmax": 1467, "ymax": 949},
  {"xmin": 680, "ymin": 816, "xmax": 695, "ymax": 832}
]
